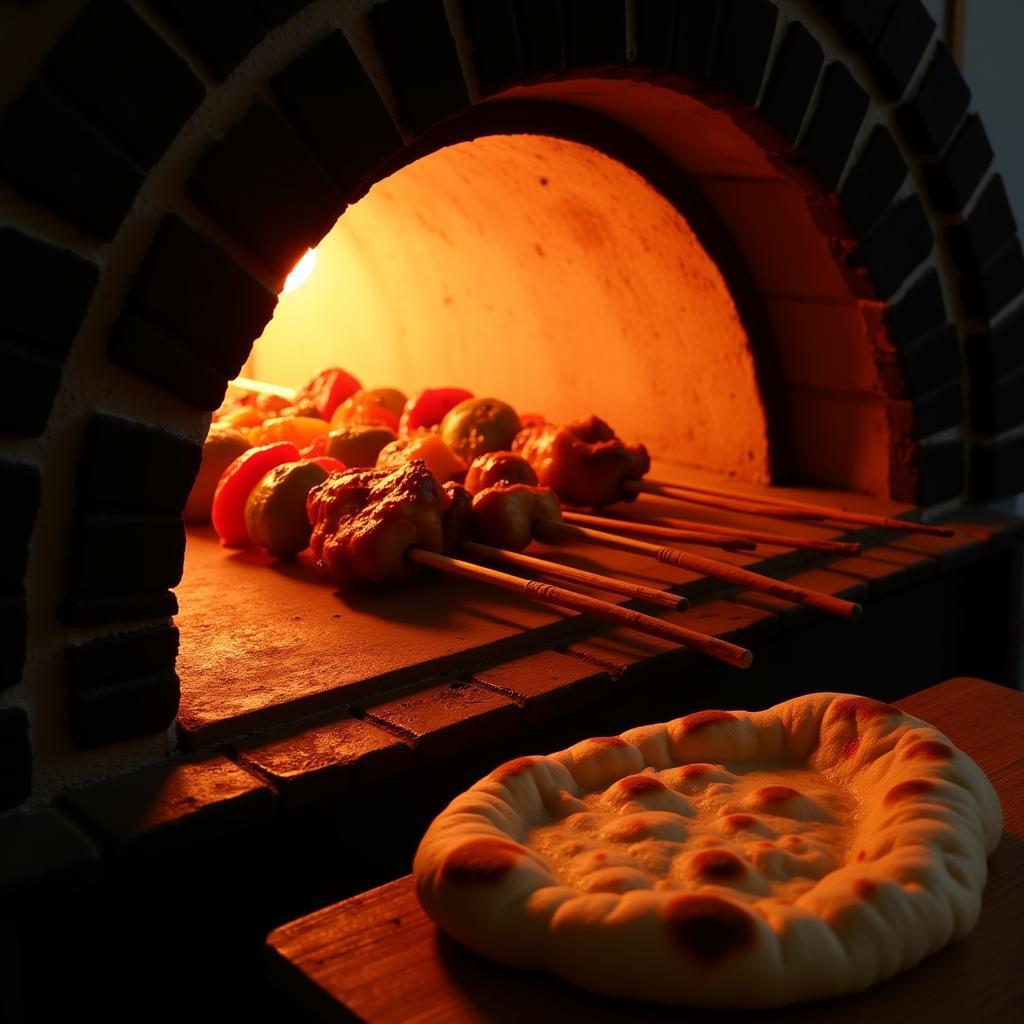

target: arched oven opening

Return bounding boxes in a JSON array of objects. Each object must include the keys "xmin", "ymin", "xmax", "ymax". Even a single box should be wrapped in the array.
[{"xmin": 2, "ymin": 1, "xmax": 1022, "ymax": 1018}]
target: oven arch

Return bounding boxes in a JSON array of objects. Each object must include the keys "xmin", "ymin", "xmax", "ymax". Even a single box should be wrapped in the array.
[{"xmin": 1, "ymin": 0, "xmax": 1021, "ymax": 808}]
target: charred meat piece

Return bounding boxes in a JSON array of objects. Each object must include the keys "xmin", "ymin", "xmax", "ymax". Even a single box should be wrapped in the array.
[
  {"xmin": 512, "ymin": 415, "xmax": 650, "ymax": 508},
  {"xmin": 471, "ymin": 483, "xmax": 562, "ymax": 551},
  {"xmin": 464, "ymin": 451, "xmax": 538, "ymax": 494},
  {"xmin": 307, "ymin": 461, "xmax": 469, "ymax": 584}
]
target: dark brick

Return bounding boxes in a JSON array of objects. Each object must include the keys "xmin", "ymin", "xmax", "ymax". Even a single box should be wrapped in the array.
[
  {"xmin": 188, "ymin": 102, "xmax": 342, "ymax": 278},
  {"xmin": 461, "ymin": 0, "xmax": 524, "ymax": 94},
  {"xmin": 861, "ymin": 543, "xmax": 937, "ymax": 584},
  {"xmin": 150, "ymin": 0, "xmax": 265, "ymax": 82},
  {"xmin": 0, "ymin": 811, "xmax": 101, "ymax": 910},
  {"xmin": 860, "ymin": 194, "xmax": 934, "ymax": 299},
  {"xmin": 66, "ymin": 514, "xmax": 185, "ymax": 595},
  {"xmin": 0, "ymin": 599, "xmax": 27, "ymax": 691},
  {"xmin": 673, "ymin": 0, "xmax": 723, "ymax": 83},
  {"xmin": 825, "ymin": 555, "xmax": 908, "ymax": 599},
  {"xmin": 125, "ymin": 216, "xmax": 277, "ymax": 380},
  {"xmin": 109, "ymin": 313, "xmax": 231, "ymax": 411},
  {"xmin": 77, "ymin": 416, "xmax": 201, "ymax": 516},
  {"xmin": 838, "ymin": 125, "xmax": 908, "ymax": 236},
  {"xmin": 67, "ymin": 669, "xmax": 180, "ymax": 748},
  {"xmin": 967, "ymin": 324, "xmax": 1024, "ymax": 434},
  {"xmin": 370, "ymin": 0, "xmax": 470, "ymax": 135},
  {"xmin": 0, "ymin": 229, "xmax": 98, "ymax": 358},
  {"xmin": 0, "ymin": 82, "xmax": 143, "ymax": 241},
  {"xmin": 0, "ymin": 707, "xmax": 31, "ymax": 811},
  {"xmin": 948, "ymin": 176, "xmax": 1017, "ymax": 272},
  {"xmin": 897, "ymin": 45, "xmax": 970, "ymax": 156},
  {"xmin": 888, "ymin": 527, "xmax": 983, "ymax": 571},
  {"xmin": 563, "ymin": 0, "xmax": 626, "ymax": 67},
  {"xmin": 0, "ymin": 459, "xmax": 40, "ymax": 598},
  {"xmin": 66, "ymin": 624, "xmax": 180, "ymax": 690},
  {"xmin": 958, "ymin": 237, "xmax": 1024, "ymax": 321},
  {"xmin": 0, "ymin": 345, "xmax": 63, "ymax": 437},
  {"xmin": 44, "ymin": 1, "xmax": 205, "ymax": 166},
  {"xmin": 966, "ymin": 305, "xmax": 1024, "ymax": 386},
  {"xmin": 759, "ymin": 21, "xmax": 824, "ymax": 144},
  {"xmin": 273, "ymin": 31, "xmax": 403, "ymax": 197},
  {"xmin": 922, "ymin": 115, "xmax": 993, "ymax": 213},
  {"xmin": 870, "ymin": 0, "xmax": 935, "ymax": 100},
  {"xmin": 60, "ymin": 589, "xmax": 178, "ymax": 628},
  {"xmin": 821, "ymin": 0, "xmax": 896, "ymax": 50},
  {"xmin": 233, "ymin": 714, "xmax": 413, "ymax": 810},
  {"xmin": 798, "ymin": 63, "xmax": 869, "ymax": 191},
  {"xmin": 252, "ymin": 0, "xmax": 313, "ymax": 25},
  {"xmin": 898, "ymin": 323, "xmax": 962, "ymax": 396},
  {"xmin": 711, "ymin": 0, "xmax": 778, "ymax": 105},
  {"xmin": 635, "ymin": 0, "xmax": 677, "ymax": 68},
  {"xmin": 473, "ymin": 649, "xmax": 612, "ymax": 725},
  {"xmin": 361, "ymin": 679, "xmax": 520, "ymax": 766},
  {"xmin": 917, "ymin": 436, "xmax": 965, "ymax": 507},
  {"xmin": 884, "ymin": 268, "xmax": 946, "ymax": 348},
  {"xmin": 64, "ymin": 754, "xmax": 275, "ymax": 851},
  {"xmin": 515, "ymin": 0, "xmax": 565, "ymax": 76},
  {"xmin": 971, "ymin": 366, "xmax": 1024, "ymax": 435},
  {"xmin": 971, "ymin": 433, "xmax": 1024, "ymax": 500},
  {"xmin": 911, "ymin": 381, "xmax": 964, "ymax": 437},
  {"xmin": 65, "ymin": 623, "xmax": 181, "ymax": 746}
]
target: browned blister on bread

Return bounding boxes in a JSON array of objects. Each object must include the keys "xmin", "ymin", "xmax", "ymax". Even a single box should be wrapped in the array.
[{"xmin": 414, "ymin": 692, "xmax": 1002, "ymax": 1008}]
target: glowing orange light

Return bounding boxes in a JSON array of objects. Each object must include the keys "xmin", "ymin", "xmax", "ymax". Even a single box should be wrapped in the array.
[{"xmin": 281, "ymin": 248, "xmax": 317, "ymax": 294}]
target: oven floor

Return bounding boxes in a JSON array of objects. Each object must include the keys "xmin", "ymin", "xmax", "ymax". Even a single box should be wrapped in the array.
[{"xmin": 174, "ymin": 464, "xmax": 912, "ymax": 747}]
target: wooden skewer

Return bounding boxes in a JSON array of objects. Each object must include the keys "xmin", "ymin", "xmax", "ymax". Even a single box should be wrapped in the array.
[
  {"xmin": 537, "ymin": 522, "xmax": 862, "ymax": 620},
  {"xmin": 565, "ymin": 510, "xmax": 862, "ymax": 556},
  {"xmin": 408, "ymin": 548, "xmax": 752, "ymax": 669},
  {"xmin": 636, "ymin": 479, "xmax": 954, "ymax": 537},
  {"xmin": 461, "ymin": 540, "xmax": 686, "ymax": 610},
  {"xmin": 561, "ymin": 513, "xmax": 755, "ymax": 552}
]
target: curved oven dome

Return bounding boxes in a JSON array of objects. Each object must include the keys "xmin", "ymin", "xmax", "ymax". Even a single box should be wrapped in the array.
[{"xmin": 251, "ymin": 132, "xmax": 772, "ymax": 482}]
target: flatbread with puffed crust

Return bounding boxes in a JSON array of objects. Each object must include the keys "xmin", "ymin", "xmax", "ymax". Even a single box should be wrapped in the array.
[{"xmin": 413, "ymin": 693, "xmax": 1002, "ymax": 1008}]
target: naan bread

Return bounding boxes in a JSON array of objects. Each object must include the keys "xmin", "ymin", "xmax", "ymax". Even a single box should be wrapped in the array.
[{"xmin": 413, "ymin": 693, "xmax": 1002, "ymax": 1008}]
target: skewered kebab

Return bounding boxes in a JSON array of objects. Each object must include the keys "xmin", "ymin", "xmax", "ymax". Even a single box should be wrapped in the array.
[{"xmin": 305, "ymin": 462, "xmax": 749, "ymax": 668}]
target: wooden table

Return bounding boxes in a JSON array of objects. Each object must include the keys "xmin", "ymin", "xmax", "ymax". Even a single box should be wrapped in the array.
[{"xmin": 266, "ymin": 678, "xmax": 1024, "ymax": 1023}]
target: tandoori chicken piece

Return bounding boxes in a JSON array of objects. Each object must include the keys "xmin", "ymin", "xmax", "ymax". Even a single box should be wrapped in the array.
[
  {"xmin": 464, "ymin": 451, "xmax": 538, "ymax": 494},
  {"xmin": 512, "ymin": 415, "xmax": 650, "ymax": 508},
  {"xmin": 306, "ymin": 461, "xmax": 470, "ymax": 584},
  {"xmin": 470, "ymin": 483, "xmax": 562, "ymax": 551}
]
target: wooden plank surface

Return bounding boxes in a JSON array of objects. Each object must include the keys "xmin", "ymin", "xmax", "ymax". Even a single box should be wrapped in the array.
[{"xmin": 266, "ymin": 677, "xmax": 1024, "ymax": 1023}]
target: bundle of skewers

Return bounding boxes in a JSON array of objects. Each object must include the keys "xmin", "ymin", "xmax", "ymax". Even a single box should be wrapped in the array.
[{"xmin": 189, "ymin": 368, "xmax": 953, "ymax": 672}]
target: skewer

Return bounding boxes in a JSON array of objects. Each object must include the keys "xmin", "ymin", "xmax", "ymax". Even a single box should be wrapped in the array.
[
  {"xmin": 408, "ymin": 548, "xmax": 752, "ymax": 669},
  {"xmin": 634, "ymin": 479, "xmax": 954, "ymax": 537},
  {"xmin": 537, "ymin": 522, "xmax": 862, "ymax": 620},
  {"xmin": 461, "ymin": 540, "xmax": 687, "ymax": 610},
  {"xmin": 559, "ymin": 515, "xmax": 756, "ymax": 552},
  {"xmin": 564, "ymin": 510, "xmax": 861, "ymax": 556}
]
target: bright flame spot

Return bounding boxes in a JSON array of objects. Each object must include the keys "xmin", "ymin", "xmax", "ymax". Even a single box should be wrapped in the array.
[{"xmin": 281, "ymin": 248, "xmax": 317, "ymax": 294}]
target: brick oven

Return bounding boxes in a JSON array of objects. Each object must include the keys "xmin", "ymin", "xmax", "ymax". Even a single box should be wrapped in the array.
[{"xmin": 2, "ymin": 1, "xmax": 1022, "ymax": 1018}]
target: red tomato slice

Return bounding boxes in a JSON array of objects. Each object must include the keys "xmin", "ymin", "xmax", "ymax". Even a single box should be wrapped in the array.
[
  {"xmin": 211, "ymin": 442, "xmax": 301, "ymax": 546},
  {"xmin": 293, "ymin": 368, "xmax": 362, "ymax": 420},
  {"xmin": 310, "ymin": 456, "xmax": 346, "ymax": 474},
  {"xmin": 400, "ymin": 387, "xmax": 473, "ymax": 433}
]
